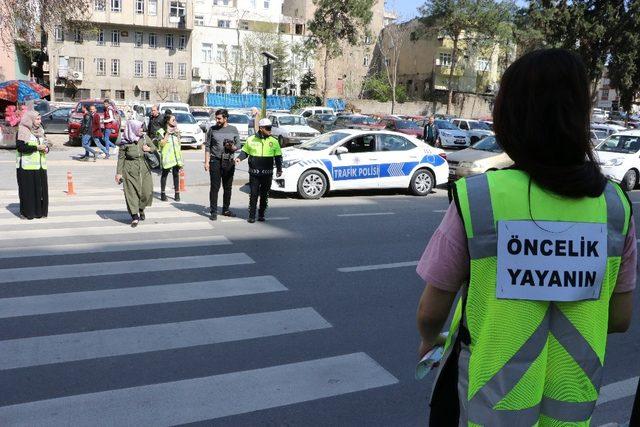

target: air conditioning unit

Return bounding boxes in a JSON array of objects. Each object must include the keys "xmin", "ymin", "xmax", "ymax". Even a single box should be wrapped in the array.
[
  {"xmin": 67, "ymin": 70, "xmax": 83, "ymax": 81},
  {"xmin": 192, "ymin": 67, "xmax": 200, "ymax": 78},
  {"xmin": 169, "ymin": 16, "xmax": 180, "ymax": 23},
  {"xmin": 435, "ymin": 58, "xmax": 441, "ymax": 66}
]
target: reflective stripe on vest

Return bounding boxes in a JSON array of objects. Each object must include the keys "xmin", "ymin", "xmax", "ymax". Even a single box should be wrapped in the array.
[
  {"xmin": 16, "ymin": 135, "xmax": 46, "ymax": 170},
  {"xmin": 439, "ymin": 170, "xmax": 629, "ymax": 426}
]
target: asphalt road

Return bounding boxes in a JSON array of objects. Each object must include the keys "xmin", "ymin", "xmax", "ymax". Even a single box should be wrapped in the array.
[{"xmin": 0, "ymin": 139, "xmax": 638, "ymax": 426}]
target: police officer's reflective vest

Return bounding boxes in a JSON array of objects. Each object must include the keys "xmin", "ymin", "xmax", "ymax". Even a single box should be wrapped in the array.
[
  {"xmin": 16, "ymin": 134, "xmax": 47, "ymax": 170},
  {"xmin": 157, "ymin": 128, "xmax": 183, "ymax": 169},
  {"xmin": 435, "ymin": 169, "xmax": 630, "ymax": 426},
  {"xmin": 242, "ymin": 134, "xmax": 281, "ymax": 175}
]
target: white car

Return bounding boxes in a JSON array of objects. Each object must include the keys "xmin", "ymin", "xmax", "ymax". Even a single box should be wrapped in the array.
[
  {"xmin": 297, "ymin": 107, "xmax": 335, "ymax": 118},
  {"xmin": 592, "ymin": 108, "xmax": 608, "ymax": 123},
  {"xmin": 452, "ymin": 118, "xmax": 494, "ymax": 144},
  {"xmin": 172, "ymin": 111, "xmax": 205, "ymax": 149},
  {"xmin": 269, "ymin": 113, "xmax": 320, "ymax": 147},
  {"xmin": 159, "ymin": 102, "xmax": 191, "ymax": 114},
  {"xmin": 591, "ymin": 123, "xmax": 627, "ymax": 137},
  {"xmin": 274, "ymin": 129, "xmax": 449, "ymax": 199},
  {"xmin": 228, "ymin": 111, "xmax": 253, "ymax": 142},
  {"xmin": 434, "ymin": 119, "xmax": 470, "ymax": 148},
  {"xmin": 596, "ymin": 130, "xmax": 640, "ymax": 190}
]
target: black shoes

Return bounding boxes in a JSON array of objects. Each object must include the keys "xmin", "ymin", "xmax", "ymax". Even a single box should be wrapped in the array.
[
  {"xmin": 175, "ymin": 193, "xmax": 181, "ymax": 201},
  {"xmin": 222, "ymin": 210, "xmax": 236, "ymax": 217},
  {"xmin": 210, "ymin": 213, "xmax": 217, "ymax": 221},
  {"xmin": 161, "ymin": 193, "xmax": 167, "ymax": 201},
  {"xmin": 139, "ymin": 211, "xmax": 145, "ymax": 221},
  {"xmin": 258, "ymin": 217, "xmax": 265, "ymax": 222},
  {"xmin": 247, "ymin": 217, "xmax": 256, "ymax": 223}
]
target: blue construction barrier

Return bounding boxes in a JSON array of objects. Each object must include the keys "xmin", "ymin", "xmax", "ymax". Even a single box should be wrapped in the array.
[{"xmin": 206, "ymin": 93, "xmax": 345, "ymax": 112}]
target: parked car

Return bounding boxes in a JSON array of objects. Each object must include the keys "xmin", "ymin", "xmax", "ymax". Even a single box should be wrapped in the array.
[
  {"xmin": 41, "ymin": 107, "xmax": 72, "ymax": 134},
  {"xmin": 447, "ymin": 136, "xmax": 513, "ymax": 181},
  {"xmin": 332, "ymin": 115, "xmax": 384, "ymax": 131},
  {"xmin": 307, "ymin": 113, "xmax": 337, "ymax": 133},
  {"xmin": 68, "ymin": 99, "xmax": 121, "ymax": 146},
  {"xmin": 451, "ymin": 118, "xmax": 494, "ymax": 144},
  {"xmin": 228, "ymin": 111, "xmax": 252, "ymax": 141},
  {"xmin": 378, "ymin": 118, "xmax": 424, "ymax": 139},
  {"xmin": 159, "ymin": 102, "xmax": 190, "ymax": 114},
  {"xmin": 268, "ymin": 113, "xmax": 320, "ymax": 147},
  {"xmin": 590, "ymin": 129, "xmax": 609, "ymax": 145},
  {"xmin": 172, "ymin": 111, "xmax": 205, "ymax": 149},
  {"xmin": 434, "ymin": 119, "xmax": 470, "ymax": 148},
  {"xmin": 274, "ymin": 129, "xmax": 448, "ymax": 199},
  {"xmin": 591, "ymin": 108, "xmax": 608, "ymax": 123},
  {"xmin": 297, "ymin": 106, "xmax": 335, "ymax": 118},
  {"xmin": 596, "ymin": 130, "xmax": 640, "ymax": 190},
  {"xmin": 192, "ymin": 110, "xmax": 212, "ymax": 131},
  {"xmin": 591, "ymin": 123, "xmax": 627, "ymax": 137}
]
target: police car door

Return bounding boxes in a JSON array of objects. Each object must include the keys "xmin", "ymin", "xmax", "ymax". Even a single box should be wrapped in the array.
[
  {"xmin": 329, "ymin": 134, "xmax": 382, "ymax": 190},
  {"xmin": 376, "ymin": 133, "xmax": 418, "ymax": 188}
]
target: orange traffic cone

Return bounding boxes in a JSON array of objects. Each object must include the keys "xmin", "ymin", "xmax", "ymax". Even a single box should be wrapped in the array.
[
  {"xmin": 179, "ymin": 168, "xmax": 187, "ymax": 192},
  {"xmin": 66, "ymin": 170, "xmax": 76, "ymax": 196}
]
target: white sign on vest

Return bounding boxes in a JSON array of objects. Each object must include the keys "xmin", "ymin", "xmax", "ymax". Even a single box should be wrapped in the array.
[{"xmin": 496, "ymin": 220, "xmax": 607, "ymax": 302}]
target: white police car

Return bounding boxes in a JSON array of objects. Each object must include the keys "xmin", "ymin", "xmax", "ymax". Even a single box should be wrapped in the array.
[
  {"xmin": 273, "ymin": 129, "xmax": 449, "ymax": 199},
  {"xmin": 596, "ymin": 130, "xmax": 640, "ymax": 190}
]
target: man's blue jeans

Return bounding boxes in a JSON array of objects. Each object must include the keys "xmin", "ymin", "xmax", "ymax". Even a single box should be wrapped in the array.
[
  {"xmin": 82, "ymin": 134, "xmax": 108, "ymax": 156},
  {"xmin": 103, "ymin": 128, "xmax": 116, "ymax": 151}
]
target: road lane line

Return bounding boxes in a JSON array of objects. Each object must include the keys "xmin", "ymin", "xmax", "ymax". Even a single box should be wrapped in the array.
[
  {"xmin": 0, "ymin": 222, "xmax": 212, "ymax": 240},
  {"xmin": 597, "ymin": 376, "xmax": 639, "ymax": 405},
  {"xmin": 338, "ymin": 261, "xmax": 418, "ymax": 272},
  {"xmin": 0, "ymin": 308, "xmax": 331, "ymax": 370},
  {"xmin": 0, "ymin": 235, "xmax": 230, "ymax": 259},
  {"xmin": 337, "ymin": 212, "xmax": 395, "ymax": 217},
  {"xmin": 0, "ymin": 353, "xmax": 397, "ymax": 425},
  {"xmin": 0, "ymin": 275, "xmax": 285, "ymax": 319},
  {"xmin": 0, "ymin": 210, "xmax": 202, "ymax": 226},
  {"xmin": 432, "ymin": 209, "xmax": 448, "ymax": 213},
  {"xmin": 0, "ymin": 253, "xmax": 253, "ymax": 284}
]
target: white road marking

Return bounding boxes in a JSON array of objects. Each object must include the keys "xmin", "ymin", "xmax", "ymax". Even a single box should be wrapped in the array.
[
  {"xmin": 433, "ymin": 209, "xmax": 448, "ymax": 213},
  {"xmin": 338, "ymin": 261, "xmax": 418, "ymax": 273},
  {"xmin": 0, "ymin": 222, "xmax": 212, "ymax": 240},
  {"xmin": 0, "ymin": 253, "xmax": 253, "ymax": 284},
  {"xmin": 0, "ymin": 235, "xmax": 230, "ymax": 259},
  {"xmin": 0, "ymin": 210, "xmax": 202, "ymax": 226},
  {"xmin": 597, "ymin": 376, "xmax": 639, "ymax": 405},
  {"xmin": 337, "ymin": 212, "xmax": 395, "ymax": 217},
  {"xmin": 0, "ymin": 203, "xmax": 188, "ymax": 216},
  {"xmin": 0, "ymin": 275, "xmax": 284, "ymax": 319},
  {"xmin": 0, "ymin": 353, "xmax": 397, "ymax": 425},
  {"xmin": 0, "ymin": 308, "xmax": 331, "ymax": 370}
]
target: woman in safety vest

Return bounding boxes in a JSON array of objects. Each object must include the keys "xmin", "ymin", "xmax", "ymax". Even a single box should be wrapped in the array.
[
  {"xmin": 16, "ymin": 110, "xmax": 49, "ymax": 220},
  {"xmin": 156, "ymin": 114, "xmax": 183, "ymax": 202},
  {"xmin": 416, "ymin": 49, "xmax": 636, "ymax": 426}
]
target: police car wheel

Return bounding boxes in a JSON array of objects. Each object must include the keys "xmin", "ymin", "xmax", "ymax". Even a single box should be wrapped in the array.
[
  {"xmin": 623, "ymin": 169, "xmax": 638, "ymax": 191},
  {"xmin": 298, "ymin": 170, "xmax": 327, "ymax": 199},
  {"xmin": 410, "ymin": 169, "xmax": 434, "ymax": 196}
]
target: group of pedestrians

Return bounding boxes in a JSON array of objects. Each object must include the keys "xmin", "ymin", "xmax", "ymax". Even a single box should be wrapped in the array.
[{"xmin": 78, "ymin": 100, "xmax": 120, "ymax": 161}]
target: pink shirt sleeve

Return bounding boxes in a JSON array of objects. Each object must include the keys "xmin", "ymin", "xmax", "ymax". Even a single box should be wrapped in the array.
[{"xmin": 416, "ymin": 204, "xmax": 637, "ymax": 294}]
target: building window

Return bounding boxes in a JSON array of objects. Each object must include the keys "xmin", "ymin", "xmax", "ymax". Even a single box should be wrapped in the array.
[
  {"xmin": 73, "ymin": 29, "xmax": 83, "ymax": 43},
  {"xmin": 232, "ymin": 45, "xmax": 240, "ymax": 62},
  {"xmin": 135, "ymin": 32, "xmax": 143, "ymax": 48},
  {"xmin": 134, "ymin": 60, "xmax": 143, "ymax": 77},
  {"xmin": 264, "ymin": 0, "xmax": 269, "ymax": 8},
  {"xmin": 170, "ymin": 1, "xmax": 186, "ymax": 17},
  {"xmin": 178, "ymin": 63, "xmax": 186, "ymax": 79},
  {"xmin": 195, "ymin": 15, "xmax": 204, "ymax": 26},
  {"xmin": 101, "ymin": 89, "xmax": 111, "ymax": 98},
  {"xmin": 69, "ymin": 57, "xmax": 84, "ymax": 73},
  {"xmin": 239, "ymin": 21, "xmax": 249, "ymax": 30},
  {"xmin": 95, "ymin": 0, "xmax": 105, "ymax": 11},
  {"xmin": 111, "ymin": 30, "xmax": 120, "ymax": 46},
  {"xmin": 475, "ymin": 58, "xmax": 489, "ymax": 71},
  {"xmin": 363, "ymin": 56, "xmax": 368, "ymax": 66},
  {"xmin": 601, "ymin": 89, "xmax": 609, "ymax": 100},
  {"xmin": 364, "ymin": 35, "xmax": 371, "ymax": 44},
  {"xmin": 54, "ymin": 26, "xmax": 64, "ymax": 42},
  {"xmin": 111, "ymin": 0, "xmax": 121, "ymax": 12},
  {"xmin": 217, "ymin": 44, "xmax": 226, "ymax": 62},
  {"xmin": 178, "ymin": 34, "xmax": 186, "ymax": 50},
  {"xmin": 215, "ymin": 80, "xmax": 227, "ymax": 93},
  {"xmin": 140, "ymin": 90, "xmax": 150, "ymax": 101},
  {"xmin": 148, "ymin": 0, "xmax": 157, "ymax": 15},
  {"xmin": 115, "ymin": 90, "xmax": 125, "ymax": 100},
  {"xmin": 148, "ymin": 61, "xmax": 157, "ymax": 77},
  {"xmin": 149, "ymin": 33, "xmax": 157, "ymax": 48},
  {"xmin": 218, "ymin": 20, "xmax": 230, "ymax": 28},
  {"xmin": 439, "ymin": 52, "xmax": 452, "ymax": 66},
  {"xmin": 135, "ymin": 0, "xmax": 144, "ymax": 14},
  {"xmin": 214, "ymin": 0, "xmax": 230, "ymax": 5},
  {"xmin": 96, "ymin": 58, "xmax": 106, "ymax": 75},
  {"xmin": 166, "ymin": 34, "xmax": 174, "ymax": 49},
  {"xmin": 111, "ymin": 59, "xmax": 120, "ymax": 76},
  {"xmin": 165, "ymin": 62, "xmax": 174, "ymax": 78},
  {"xmin": 202, "ymin": 43, "xmax": 212, "ymax": 62},
  {"xmin": 97, "ymin": 29, "xmax": 105, "ymax": 45}
]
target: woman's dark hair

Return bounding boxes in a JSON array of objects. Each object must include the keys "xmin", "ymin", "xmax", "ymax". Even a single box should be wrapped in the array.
[
  {"xmin": 493, "ymin": 48, "xmax": 607, "ymax": 198},
  {"xmin": 163, "ymin": 114, "xmax": 175, "ymax": 131}
]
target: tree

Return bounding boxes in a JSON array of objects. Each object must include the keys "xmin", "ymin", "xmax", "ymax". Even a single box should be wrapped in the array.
[
  {"xmin": 153, "ymin": 79, "xmax": 178, "ymax": 101},
  {"xmin": 306, "ymin": 0, "xmax": 375, "ymax": 104},
  {"xmin": 363, "ymin": 74, "xmax": 407, "ymax": 103},
  {"xmin": 374, "ymin": 23, "xmax": 411, "ymax": 113},
  {"xmin": 419, "ymin": 0, "xmax": 515, "ymax": 114},
  {"xmin": 300, "ymin": 70, "xmax": 317, "ymax": 95},
  {"xmin": 608, "ymin": 1, "xmax": 640, "ymax": 117}
]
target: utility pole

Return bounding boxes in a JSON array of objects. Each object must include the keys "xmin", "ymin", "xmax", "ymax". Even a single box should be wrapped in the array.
[{"xmin": 261, "ymin": 51, "xmax": 278, "ymax": 118}]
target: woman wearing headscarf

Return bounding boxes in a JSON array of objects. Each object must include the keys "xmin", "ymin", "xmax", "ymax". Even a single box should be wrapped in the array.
[
  {"xmin": 16, "ymin": 110, "xmax": 49, "ymax": 220},
  {"xmin": 115, "ymin": 120, "xmax": 156, "ymax": 227},
  {"xmin": 156, "ymin": 114, "xmax": 183, "ymax": 202}
]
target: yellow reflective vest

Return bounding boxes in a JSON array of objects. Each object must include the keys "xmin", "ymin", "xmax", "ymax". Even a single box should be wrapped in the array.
[
  {"xmin": 157, "ymin": 128, "xmax": 183, "ymax": 170},
  {"xmin": 16, "ymin": 134, "xmax": 47, "ymax": 170}
]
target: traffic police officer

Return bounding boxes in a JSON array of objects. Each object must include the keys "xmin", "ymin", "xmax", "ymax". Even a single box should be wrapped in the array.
[
  {"xmin": 235, "ymin": 118, "xmax": 282, "ymax": 223},
  {"xmin": 415, "ymin": 49, "xmax": 635, "ymax": 426}
]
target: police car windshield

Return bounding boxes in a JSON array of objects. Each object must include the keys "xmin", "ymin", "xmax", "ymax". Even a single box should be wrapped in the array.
[
  {"xmin": 173, "ymin": 113, "xmax": 197, "ymax": 124},
  {"xmin": 228, "ymin": 114, "xmax": 249, "ymax": 124},
  {"xmin": 297, "ymin": 132, "xmax": 350, "ymax": 151},
  {"xmin": 471, "ymin": 136, "xmax": 502, "ymax": 152},
  {"xmin": 597, "ymin": 134, "xmax": 640, "ymax": 154},
  {"xmin": 278, "ymin": 116, "xmax": 306, "ymax": 126},
  {"xmin": 434, "ymin": 120, "xmax": 458, "ymax": 130}
]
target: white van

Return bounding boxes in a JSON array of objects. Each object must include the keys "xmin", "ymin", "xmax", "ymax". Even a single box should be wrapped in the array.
[
  {"xmin": 297, "ymin": 107, "xmax": 335, "ymax": 118},
  {"xmin": 158, "ymin": 102, "xmax": 191, "ymax": 114}
]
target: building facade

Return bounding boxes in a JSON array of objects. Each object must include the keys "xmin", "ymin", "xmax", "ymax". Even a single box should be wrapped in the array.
[
  {"xmin": 48, "ymin": 0, "xmax": 194, "ymax": 104},
  {"xmin": 595, "ymin": 72, "xmax": 620, "ymax": 111}
]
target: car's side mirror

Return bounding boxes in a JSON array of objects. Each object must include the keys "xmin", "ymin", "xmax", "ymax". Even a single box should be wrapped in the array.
[{"xmin": 334, "ymin": 146, "xmax": 348, "ymax": 155}]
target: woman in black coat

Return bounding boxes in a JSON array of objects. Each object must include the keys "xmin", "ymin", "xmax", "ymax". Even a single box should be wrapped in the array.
[{"xmin": 16, "ymin": 110, "xmax": 49, "ymax": 219}]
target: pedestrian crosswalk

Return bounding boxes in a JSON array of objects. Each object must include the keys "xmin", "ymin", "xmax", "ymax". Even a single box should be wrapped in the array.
[{"xmin": 0, "ymin": 190, "xmax": 398, "ymax": 424}]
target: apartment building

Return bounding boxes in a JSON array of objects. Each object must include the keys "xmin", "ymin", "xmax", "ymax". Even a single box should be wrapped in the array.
[
  {"xmin": 595, "ymin": 72, "xmax": 620, "ymax": 111},
  {"xmin": 190, "ymin": 0, "xmax": 307, "ymax": 96},
  {"xmin": 48, "ymin": 0, "xmax": 193, "ymax": 104}
]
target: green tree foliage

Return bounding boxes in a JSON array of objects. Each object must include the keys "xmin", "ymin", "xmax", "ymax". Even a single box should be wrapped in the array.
[
  {"xmin": 607, "ymin": 1, "xmax": 640, "ymax": 115},
  {"xmin": 300, "ymin": 70, "xmax": 317, "ymax": 95},
  {"xmin": 363, "ymin": 75, "xmax": 407, "ymax": 103},
  {"xmin": 306, "ymin": 0, "xmax": 376, "ymax": 104}
]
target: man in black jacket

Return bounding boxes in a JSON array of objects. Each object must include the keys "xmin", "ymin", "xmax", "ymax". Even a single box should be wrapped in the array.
[
  {"xmin": 423, "ymin": 115, "xmax": 439, "ymax": 146},
  {"xmin": 78, "ymin": 105, "xmax": 98, "ymax": 161},
  {"xmin": 147, "ymin": 105, "xmax": 164, "ymax": 139}
]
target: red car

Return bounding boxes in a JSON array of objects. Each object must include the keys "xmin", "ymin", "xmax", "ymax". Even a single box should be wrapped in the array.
[
  {"xmin": 379, "ymin": 117, "xmax": 425, "ymax": 138},
  {"xmin": 68, "ymin": 99, "xmax": 121, "ymax": 145}
]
